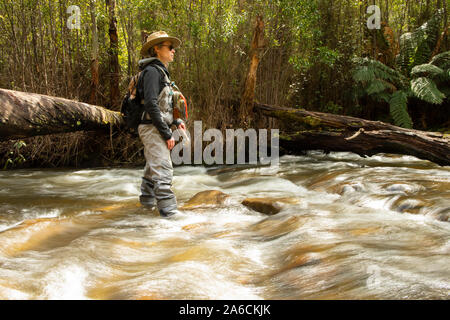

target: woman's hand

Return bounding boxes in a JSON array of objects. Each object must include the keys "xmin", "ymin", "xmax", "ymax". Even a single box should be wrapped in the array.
[
  {"xmin": 166, "ymin": 137, "xmax": 175, "ymax": 150},
  {"xmin": 167, "ymin": 123, "xmax": 185, "ymax": 149}
]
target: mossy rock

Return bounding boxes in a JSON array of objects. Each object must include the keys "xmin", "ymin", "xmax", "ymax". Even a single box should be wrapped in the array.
[{"xmin": 242, "ymin": 197, "xmax": 299, "ymax": 215}]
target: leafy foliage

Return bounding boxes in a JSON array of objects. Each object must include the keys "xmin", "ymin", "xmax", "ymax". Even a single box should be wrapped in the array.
[
  {"xmin": 353, "ymin": 9, "xmax": 448, "ymax": 128},
  {"xmin": 352, "ymin": 57, "xmax": 411, "ymax": 127},
  {"xmin": 3, "ymin": 141, "xmax": 27, "ymax": 170},
  {"xmin": 396, "ymin": 9, "xmax": 445, "ymax": 73}
]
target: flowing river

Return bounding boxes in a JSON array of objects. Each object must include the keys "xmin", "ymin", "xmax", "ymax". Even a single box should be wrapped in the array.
[{"xmin": 0, "ymin": 152, "xmax": 449, "ymax": 300}]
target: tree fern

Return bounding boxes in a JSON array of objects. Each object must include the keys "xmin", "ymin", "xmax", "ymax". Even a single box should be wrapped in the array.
[
  {"xmin": 413, "ymin": 10, "xmax": 444, "ymax": 66},
  {"xmin": 352, "ymin": 10, "xmax": 447, "ymax": 129},
  {"xmin": 396, "ymin": 9, "xmax": 444, "ymax": 73},
  {"xmin": 389, "ymin": 90, "xmax": 413, "ymax": 128},
  {"xmin": 411, "ymin": 77, "xmax": 446, "ymax": 104}
]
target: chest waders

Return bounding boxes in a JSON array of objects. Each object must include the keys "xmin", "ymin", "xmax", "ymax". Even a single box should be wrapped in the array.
[{"xmin": 138, "ymin": 65, "xmax": 178, "ymax": 217}]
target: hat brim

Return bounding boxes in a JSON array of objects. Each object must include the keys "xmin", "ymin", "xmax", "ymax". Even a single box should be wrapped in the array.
[{"xmin": 140, "ymin": 36, "xmax": 181, "ymax": 57}]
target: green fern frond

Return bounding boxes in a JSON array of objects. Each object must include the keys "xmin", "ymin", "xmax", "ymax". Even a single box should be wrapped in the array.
[
  {"xmin": 353, "ymin": 57, "xmax": 408, "ymax": 89},
  {"xmin": 403, "ymin": 88, "xmax": 414, "ymax": 98},
  {"xmin": 352, "ymin": 65, "xmax": 376, "ymax": 83},
  {"xmin": 433, "ymin": 68, "xmax": 450, "ymax": 84},
  {"xmin": 389, "ymin": 90, "xmax": 413, "ymax": 128},
  {"xmin": 414, "ymin": 42, "xmax": 434, "ymax": 67},
  {"xmin": 411, "ymin": 77, "xmax": 446, "ymax": 104},
  {"xmin": 430, "ymin": 51, "xmax": 450, "ymax": 70},
  {"xmin": 366, "ymin": 79, "xmax": 390, "ymax": 95},
  {"xmin": 370, "ymin": 60, "xmax": 408, "ymax": 89},
  {"xmin": 411, "ymin": 64, "xmax": 444, "ymax": 78},
  {"xmin": 397, "ymin": 32, "xmax": 417, "ymax": 72},
  {"xmin": 367, "ymin": 59, "xmax": 400, "ymax": 81}
]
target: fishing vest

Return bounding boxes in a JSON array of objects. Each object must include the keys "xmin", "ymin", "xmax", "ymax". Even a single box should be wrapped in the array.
[{"xmin": 142, "ymin": 64, "xmax": 174, "ymax": 126}]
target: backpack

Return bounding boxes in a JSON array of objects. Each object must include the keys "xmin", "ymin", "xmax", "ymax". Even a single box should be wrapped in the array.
[
  {"xmin": 120, "ymin": 65, "xmax": 189, "ymax": 135},
  {"xmin": 120, "ymin": 71, "xmax": 145, "ymax": 135}
]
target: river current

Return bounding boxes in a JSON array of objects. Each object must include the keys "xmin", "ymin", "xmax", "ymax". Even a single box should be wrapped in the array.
[{"xmin": 0, "ymin": 152, "xmax": 449, "ymax": 299}]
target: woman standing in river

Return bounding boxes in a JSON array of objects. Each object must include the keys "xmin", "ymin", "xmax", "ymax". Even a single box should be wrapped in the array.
[{"xmin": 137, "ymin": 31, "xmax": 186, "ymax": 217}]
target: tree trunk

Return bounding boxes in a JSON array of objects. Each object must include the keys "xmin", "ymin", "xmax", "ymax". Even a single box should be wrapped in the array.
[
  {"xmin": 106, "ymin": 0, "xmax": 121, "ymax": 110},
  {"xmin": 0, "ymin": 89, "xmax": 123, "ymax": 141},
  {"xmin": 240, "ymin": 15, "xmax": 265, "ymax": 125},
  {"xmin": 89, "ymin": 0, "xmax": 100, "ymax": 105},
  {"xmin": 253, "ymin": 102, "xmax": 450, "ymax": 166}
]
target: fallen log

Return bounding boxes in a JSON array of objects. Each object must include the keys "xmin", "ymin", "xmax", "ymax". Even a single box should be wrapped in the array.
[
  {"xmin": 1, "ymin": 89, "xmax": 449, "ymax": 166},
  {"xmin": 253, "ymin": 102, "xmax": 450, "ymax": 166},
  {"xmin": 0, "ymin": 88, "xmax": 123, "ymax": 141}
]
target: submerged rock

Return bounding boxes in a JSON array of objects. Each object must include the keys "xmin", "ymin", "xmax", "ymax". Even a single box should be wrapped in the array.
[
  {"xmin": 181, "ymin": 190, "xmax": 229, "ymax": 209},
  {"xmin": 242, "ymin": 197, "xmax": 299, "ymax": 215},
  {"xmin": 249, "ymin": 216, "xmax": 304, "ymax": 238},
  {"xmin": 393, "ymin": 196, "xmax": 433, "ymax": 215}
]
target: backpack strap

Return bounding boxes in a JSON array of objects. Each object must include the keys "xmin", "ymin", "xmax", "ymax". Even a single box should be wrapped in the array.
[
  {"xmin": 128, "ymin": 71, "xmax": 143, "ymax": 100},
  {"xmin": 152, "ymin": 64, "xmax": 171, "ymax": 86},
  {"xmin": 152, "ymin": 65, "xmax": 181, "ymax": 93},
  {"xmin": 136, "ymin": 64, "xmax": 159, "ymax": 104}
]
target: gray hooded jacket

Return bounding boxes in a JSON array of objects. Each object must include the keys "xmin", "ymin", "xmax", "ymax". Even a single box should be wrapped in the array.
[{"xmin": 137, "ymin": 58, "xmax": 181, "ymax": 141}]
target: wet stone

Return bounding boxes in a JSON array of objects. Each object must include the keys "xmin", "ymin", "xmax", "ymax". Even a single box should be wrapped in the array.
[
  {"xmin": 242, "ymin": 197, "xmax": 299, "ymax": 215},
  {"xmin": 181, "ymin": 190, "xmax": 229, "ymax": 209}
]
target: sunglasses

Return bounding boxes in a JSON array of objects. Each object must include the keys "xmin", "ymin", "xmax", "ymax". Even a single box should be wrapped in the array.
[{"xmin": 159, "ymin": 44, "xmax": 175, "ymax": 51}]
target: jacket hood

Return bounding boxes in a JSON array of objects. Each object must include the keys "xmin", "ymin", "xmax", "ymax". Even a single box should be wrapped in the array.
[
  {"xmin": 138, "ymin": 58, "xmax": 169, "ymax": 76},
  {"xmin": 138, "ymin": 57, "xmax": 158, "ymax": 70}
]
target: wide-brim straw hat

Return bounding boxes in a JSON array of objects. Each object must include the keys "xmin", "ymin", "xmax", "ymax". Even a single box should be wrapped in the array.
[{"xmin": 140, "ymin": 31, "xmax": 181, "ymax": 57}]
